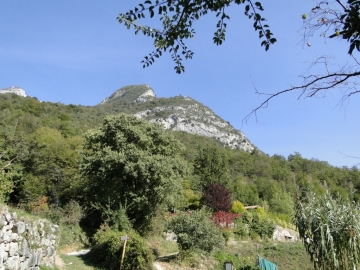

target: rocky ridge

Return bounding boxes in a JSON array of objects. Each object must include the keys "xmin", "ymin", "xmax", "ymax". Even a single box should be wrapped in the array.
[
  {"xmin": 0, "ymin": 84, "xmax": 255, "ymax": 152},
  {"xmin": 100, "ymin": 85, "xmax": 255, "ymax": 152},
  {"xmin": 0, "ymin": 87, "xmax": 27, "ymax": 98}
]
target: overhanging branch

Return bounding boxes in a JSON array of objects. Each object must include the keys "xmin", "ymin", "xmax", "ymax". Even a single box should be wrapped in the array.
[{"xmin": 243, "ymin": 69, "xmax": 360, "ymax": 123}]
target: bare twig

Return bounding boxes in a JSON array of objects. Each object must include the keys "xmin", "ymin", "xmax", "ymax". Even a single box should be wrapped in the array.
[
  {"xmin": 243, "ymin": 69, "xmax": 360, "ymax": 123},
  {"xmin": 338, "ymin": 151, "xmax": 360, "ymax": 167},
  {"xmin": 335, "ymin": 0, "xmax": 348, "ymax": 12}
]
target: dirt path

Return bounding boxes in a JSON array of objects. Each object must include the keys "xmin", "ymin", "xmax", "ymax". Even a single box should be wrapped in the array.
[
  {"xmin": 55, "ymin": 254, "xmax": 65, "ymax": 270},
  {"xmin": 154, "ymin": 262, "xmax": 166, "ymax": 270}
]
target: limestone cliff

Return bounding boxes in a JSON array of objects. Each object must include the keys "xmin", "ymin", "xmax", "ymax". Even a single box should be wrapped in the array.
[
  {"xmin": 0, "ymin": 87, "xmax": 27, "ymax": 97},
  {"xmin": 99, "ymin": 85, "xmax": 255, "ymax": 152}
]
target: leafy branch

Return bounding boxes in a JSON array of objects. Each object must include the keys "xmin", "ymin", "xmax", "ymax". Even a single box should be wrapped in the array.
[
  {"xmin": 118, "ymin": 0, "xmax": 276, "ymax": 73},
  {"xmin": 300, "ymin": 0, "xmax": 360, "ymax": 54}
]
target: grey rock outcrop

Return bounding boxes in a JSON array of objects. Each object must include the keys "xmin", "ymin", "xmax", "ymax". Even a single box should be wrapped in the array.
[
  {"xmin": 0, "ymin": 206, "xmax": 60, "ymax": 270},
  {"xmin": 134, "ymin": 97, "xmax": 254, "ymax": 151},
  {"xmin": 99, "ymin": 85, "xmax": 255, "ymax": 152},
  {"xmin": 101, "ymin": 84, "xmax": 155, "ymax": 104},
  {"xmin": 272, "ymin": 225, "xmax": 299, "ymax": 242},
  {"xmin": 0, "ymin": 87, "xmax": 27, "ymax": 98}
]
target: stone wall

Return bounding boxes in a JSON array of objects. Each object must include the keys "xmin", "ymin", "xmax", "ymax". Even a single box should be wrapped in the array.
[{"xmin": 0, "ymin": 207, "xmax": 60, "ymax": 270}]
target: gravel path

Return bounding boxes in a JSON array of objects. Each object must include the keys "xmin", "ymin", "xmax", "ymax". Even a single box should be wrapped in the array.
[{"xmin": 154, "ymin": 262, "xmax": 166, "ymax": 270}]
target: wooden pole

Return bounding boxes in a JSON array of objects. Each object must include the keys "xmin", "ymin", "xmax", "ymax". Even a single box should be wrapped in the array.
[{"xmin": 120, "ymin": 238, "xmax": 127, "ymax": 270}]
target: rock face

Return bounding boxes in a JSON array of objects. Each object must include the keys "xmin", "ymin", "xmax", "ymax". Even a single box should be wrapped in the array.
[
  {"xmin": 99, "ymin": 85, "xmax": 255, "ymax": 152},
  {"xmin": 0, "ymin": 206, "xmax": 60, "ymax": 270},
  {"xmin": 0, "ymin": 87, "xmax": 27, "ymax": 97},
  {"xmin": 272, "ymin": 225, "xmax": 299, "ymax": 242},
  {"xmin": 101, "ymin": 84, "xmax": 155, "ymax": 104}
]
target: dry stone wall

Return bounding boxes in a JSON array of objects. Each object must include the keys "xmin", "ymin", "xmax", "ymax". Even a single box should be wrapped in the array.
[{"xmin": 0, "ymin": 207, "xmax": 60, "ymax": 270}]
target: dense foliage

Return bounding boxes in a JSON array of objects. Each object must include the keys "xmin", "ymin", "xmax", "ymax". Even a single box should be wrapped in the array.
[
  {"xmin": 89, "ymin": 225, "xmax": 154, "ymax": 270},
  {"xmin": 295, "ymin": 190, "xmax": 360, "ymax": 269},
  {"xmin": 80, "ymin": 114, "xmax": 187, "ymax": 233},
  {"xmin": 193, "ymin": 146, "xmax": 230, "ymax": 189},
  {"xmin": 167, "ymin": 210, "xmax": 223, "ymax": 253},
  {"xmin": 2, "ymin": 93, "xmax": 360, "ymax": 216},
  {"xmin": 203, "ymin": 182, "xmax": 232, "ymax": 212}
]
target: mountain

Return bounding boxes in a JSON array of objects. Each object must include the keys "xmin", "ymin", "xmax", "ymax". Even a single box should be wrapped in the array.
[
  {"xmin": 0, "ymin": 84, "xmax": 255, "ymax": 152},
  {"xmin": 98, "ymin": 84, "xmax": 255, "ymax": 152}
]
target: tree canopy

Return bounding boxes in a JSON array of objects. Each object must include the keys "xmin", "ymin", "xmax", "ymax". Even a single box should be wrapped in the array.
[
  {"xmin": 80, "ymin": 114, "xmax": 187, "ymax": 232},
  {"xmin": 193, "ymin": 145, "xmax": 230, "ymax": 189}
]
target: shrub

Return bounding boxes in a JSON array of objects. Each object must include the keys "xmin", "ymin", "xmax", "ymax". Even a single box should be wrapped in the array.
[
  {"xmin": 59, "ymin": 224, "xmax": 88, "ymax": 248},
  {"xmin": 203, "ymin": 182, "xmax": 232, "ymax": 212},
  {"xmin": 250, "ymin": 213, "xmax": 275, "ymax": 239},
  {"xmin": 234, "ymin": 220, "xmax": 250, "ymax": 238},
  {"xmin": 231, "ymin": 200, "xmax": 246, "ymax": 214},
  {"xmin": 214, "ymin": 251, "xmax": 260, "ymax": 270},
  {"xmin": 234, "ymin": 212, "xmax": 275, "ymax": 239},
  {"xmin": 89, "ymin": 224, "xmax": 154, "ymax": 270},
  {"xmin": 214, "ymin": 251, "xmax": 241, "ymax": 269},
  {"xmin": 167, "ymin": 210, "xmax": 223, "ymax": 253},
  {"xmin": 60, "ymin": 200, "xmax": 84, "ymax": 226},
  {"xmin": 211, "ymin": 211, "xmax": 241, "ymax": 228},
  {"xmin": 179, "ymin": 189, "xmax": 202, "ymax": 210}
]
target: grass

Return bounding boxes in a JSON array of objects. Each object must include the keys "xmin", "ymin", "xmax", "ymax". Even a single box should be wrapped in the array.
[
  {"xmin": 59, "ymin": 254, "xmax": 105, "ymax": 270},
  {"xmin": 146, "ymin": 235, "xmax": 179, "ymax": 258},
  {"xmin": 146, "ymin": 233, "xmax": 314, "ymax": 270},
  {"xmin": 222, "ymin": 236, "xmax": 314, "ymax": 270}
]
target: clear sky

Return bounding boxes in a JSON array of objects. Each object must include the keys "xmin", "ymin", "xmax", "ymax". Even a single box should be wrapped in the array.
[{"xmin": 1, "ymin": 1, "xmax": 359, "ymax": 168}]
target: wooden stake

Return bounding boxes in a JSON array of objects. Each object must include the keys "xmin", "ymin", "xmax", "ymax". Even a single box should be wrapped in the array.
[{"xmin": 120, "ymin": 238, "xmax": 127, "ymax": 270}]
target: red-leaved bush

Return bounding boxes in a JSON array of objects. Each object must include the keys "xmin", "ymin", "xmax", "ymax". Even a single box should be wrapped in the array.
[
  {"xmin": 203, "ymin": 182, "xmax": 232, "ymax": 212},
  {"xmin": 211, "ymin": 211, "xmax": 242, "ymax": 228}
]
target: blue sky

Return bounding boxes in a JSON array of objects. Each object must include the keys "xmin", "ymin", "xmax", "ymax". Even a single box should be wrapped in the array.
[{"xmin": 1, "ymin": 1, "xmax": 359, "ymax": 168}]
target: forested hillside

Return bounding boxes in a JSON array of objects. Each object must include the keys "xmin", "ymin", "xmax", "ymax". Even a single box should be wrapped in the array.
[{"xmin": 1, "ymin": 92, "xmax": 359, "ymax": 269}]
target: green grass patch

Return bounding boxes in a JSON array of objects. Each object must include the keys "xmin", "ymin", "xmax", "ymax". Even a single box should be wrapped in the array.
[
  {"xmin": 146, "ymin": 235, "xmax": 179, "ymax": 258},
  {"xmin": 59, "ymin": 254, "xmax": 105, "ymax": 270},
  {"xmin": 222, "ymin": 237, "xmax": 313, "ymax": 270}
]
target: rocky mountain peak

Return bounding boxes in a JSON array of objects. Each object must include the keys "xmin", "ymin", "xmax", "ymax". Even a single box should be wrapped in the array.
[
  {"xmin": 99, "ymin": 85, "xmax": 255, "ymax": 152},
  {"xmin": 100, "ymin": 84, "xmax": 155, "ymax": 104},
  {"xmin": 0, "ymin": 86, "xmax": 27, "ymax": 97}
]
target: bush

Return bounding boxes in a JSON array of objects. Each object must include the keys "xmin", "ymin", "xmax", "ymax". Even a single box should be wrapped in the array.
[
  {"xmin": 234, "ymin": 211, "xmax": 275, "ymax": 239},
  {"xmin": 234, "ymin": 220, "xmax": 250, "ymax": 239},
  {"xmin": 231, "ymin": 200, "xmax": 246, "ymax": 214},
  {"xmin": 214, "ymin": 251, "xmax": 260, "ymax": 270},
  {"xmin": 203, "ymin": 182, "xmax": 232, "ymax": 212},
  {"xmin": 214, "ymin": 251, "xmax": 241, "ymax": 269},
  {"xmin": 59, "ymin": 224, "xmax": 88, "ymax": 248},
  {"xmin": 211, "ymin": 211, "xmax": 241, "ymax": 228},
  {"xmin": 89, "ymin": 224, "xmax": 154, "ymax": 270},
  {"xmin": 167, "ymin": 210, "xmax": 223, "ymax": 253},
  {"xmin": 250, "ymin": 213, "xmax": 275, "ymax": 239},
  {"xmin": 60, "ymin": 200, "xmax": 84, "ymax": 225}
]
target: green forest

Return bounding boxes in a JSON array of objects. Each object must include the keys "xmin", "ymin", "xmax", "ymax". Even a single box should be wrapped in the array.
[{"xmin": 1, "ymin": 93, "xmax": 360, "ymax": 269}]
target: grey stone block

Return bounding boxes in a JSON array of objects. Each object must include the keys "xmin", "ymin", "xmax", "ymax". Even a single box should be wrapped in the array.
[
  {"xmin": 11, "ymin": 233, "xmax": 19, "ymax": 242},
  {"xmin": 11, "ymin": 212, "xmax": 17, "ymax": 222},
  {"xmin": 6, "ymin": 255, "xmax": 20, "ymax": 270},
  {"xmin": 9, "ymin": 242, "xmax": 19, "ymax": 256},
  {"xmin": 0, "ymin": 215, "xmax": 6, "ymax": 227},
  {"xmin": 12, "ymin": 222, "xmax": 26, "ymax": 235}
]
